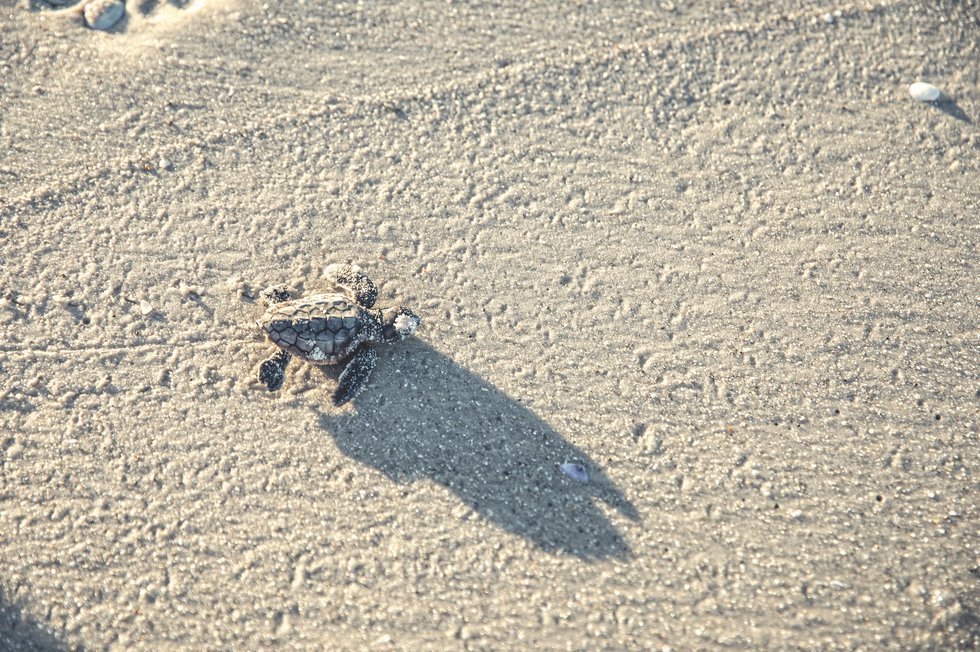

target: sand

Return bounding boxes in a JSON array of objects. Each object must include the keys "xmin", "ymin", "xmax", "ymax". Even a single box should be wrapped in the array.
[{"xmin": 1, "ymin": 0, "xmax": 978, "ymax": 649}]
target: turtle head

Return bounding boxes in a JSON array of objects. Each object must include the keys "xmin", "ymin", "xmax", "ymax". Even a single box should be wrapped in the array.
[{"xmin": 379, "ymin": 306, "xmax": 420, "ymax": 343}]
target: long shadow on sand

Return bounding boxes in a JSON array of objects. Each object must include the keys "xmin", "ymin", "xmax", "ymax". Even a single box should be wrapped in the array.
[
  {"xmin": 935, "ymin": 98, "xmax": 972, "ymax": 123},
  {"xmin": 0, "ymin": 582, "xmax": 68, "ymax": 652},
  {"xmin": 318, "ymin": 342, "xmax": 639, "ymax": 560}
]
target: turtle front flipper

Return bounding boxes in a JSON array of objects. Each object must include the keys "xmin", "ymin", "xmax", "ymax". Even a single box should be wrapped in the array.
[
  {"xmin": 323, "ymin": 263, "xmax": 378, "ymax": 308},
  {"xmin": 259, "ymin": 350, "xmax": 292, "ymax": 391},
  {"xmin": 260, "ymin": 284, "xmax": 294, "ymax": 306},
  {"xmin": 332, "ymin": 344, "xmax": 378, "ymax": 406}
]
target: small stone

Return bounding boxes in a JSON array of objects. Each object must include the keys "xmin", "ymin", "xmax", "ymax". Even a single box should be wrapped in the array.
[
  {"xmin": 909, "ymin": 82, "xmax": 941, "ymax": 102},
  {"xmin": 159, "ymin": 157, "xmax": 173, "ymax": 171},
  {"xmin": 83, "ymin": 0, "xmax": 125, "ymax": 31},
  {"xmin": 560, "ymin": 462, "xmax": 589, "ymax": 483},
  {"xmin": 5, "ymin": 443, "xmax": 23, "ymax": 460},
  {"xmin": 139, "ymin": 300, "xmax": 153, "ymax": 316},
  {"xmin": 178, "ymin": 282, "xmax": 203, "ymax": 298}
]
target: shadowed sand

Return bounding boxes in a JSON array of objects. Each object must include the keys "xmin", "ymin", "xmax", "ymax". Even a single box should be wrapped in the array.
[
  {"xmin": 1, "ymin": 583, "xmax": 69, "ymax": 652},
  {"xmin": 320, "ymin": 342, "xmax": 639, "ymax": 560}
]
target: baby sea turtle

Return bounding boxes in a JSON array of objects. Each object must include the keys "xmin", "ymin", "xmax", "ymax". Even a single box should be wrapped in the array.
[{"xmin": 257, "ymin": 264, "xmax": 421, "ymax": 406}]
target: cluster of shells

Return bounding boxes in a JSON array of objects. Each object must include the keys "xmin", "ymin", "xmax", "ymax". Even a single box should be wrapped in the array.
[{"xmin": 47, "ymin": 0, "xmax": 126, "ymax": 31}]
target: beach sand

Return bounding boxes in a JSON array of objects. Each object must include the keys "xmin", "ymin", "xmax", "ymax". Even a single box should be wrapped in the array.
[{"xmin": 1, "ymin": 0, "xmax": 978, "ymax": 649}]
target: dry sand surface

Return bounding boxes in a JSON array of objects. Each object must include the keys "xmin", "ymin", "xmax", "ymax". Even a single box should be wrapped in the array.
[{"xmin": 2, "ymin": 0, "xmax": 979, "ymax": 649}]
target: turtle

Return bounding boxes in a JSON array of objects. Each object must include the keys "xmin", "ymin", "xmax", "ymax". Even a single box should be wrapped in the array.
[{"xmin": 256, "ymin": 264, "xmax": 421, "ymax": 406}]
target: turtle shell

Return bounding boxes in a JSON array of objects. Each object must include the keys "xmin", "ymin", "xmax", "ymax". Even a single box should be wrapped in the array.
[{"xmin": 259, "ymin": 293, "xmax": 370, "ymax": 364}]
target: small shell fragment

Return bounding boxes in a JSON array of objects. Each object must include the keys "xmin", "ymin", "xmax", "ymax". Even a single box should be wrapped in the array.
[
  {"xmin": 139, "ymin": 300, "xmax": 154, "ymax": 316},
  {"xmin": 909, "ymin": 82, "xmax": 941, "ymax": 102},
  {"xmin": 560, "ymin": 462, "xmax": 589, "ymax": 483}
]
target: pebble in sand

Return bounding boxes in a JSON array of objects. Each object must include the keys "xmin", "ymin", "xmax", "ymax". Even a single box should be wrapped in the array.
[
  {"xmin": 83, "ymin": 0, "xmax": 125, "ymax": 31},
  {"xmin": 909, "ymin": 82, "xmax": 941, "ymax": 102}
]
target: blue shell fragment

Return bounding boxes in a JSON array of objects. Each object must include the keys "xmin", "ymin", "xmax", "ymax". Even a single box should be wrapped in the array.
[{"xmin": 560, "ymin": 462, "xmax": 589, "ymax": 483}]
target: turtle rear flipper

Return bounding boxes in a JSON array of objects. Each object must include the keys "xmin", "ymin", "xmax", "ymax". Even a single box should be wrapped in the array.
[
  {"xmin": 324, "ymin": 263, "xmax": 378, "ymax": 308},
  {"xmin": 332, "ymin": 344, "xmax": 378, "ymax": 406},
  {"xmin": 259, "ymin": 350, "xmax": 292, "ymax": 391}
]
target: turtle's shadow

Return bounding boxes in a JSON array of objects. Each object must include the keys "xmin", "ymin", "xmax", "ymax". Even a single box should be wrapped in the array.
[
  {"xmin": 317, "ymin": 342, "xmax": 639, "ymax": 560},
  {"xmin": 0, "ymin": 582, "xmax": 68, "ymax": 652}
]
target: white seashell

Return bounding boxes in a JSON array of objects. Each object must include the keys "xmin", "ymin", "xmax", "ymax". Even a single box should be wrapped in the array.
[
  {"xmin": 909, "ymin": 82, "xmax": 941, "ymax": 102},
  {"xmin": 560, "ymin": 462, "xmax": 589, "ymax": 483},
  {"xmin": 139, "ymin": 300, "xmax": 153, "ymax": 316},
  {"xmin": 83, "ymin": 0, "xmax": 125, "ymax": 31}
]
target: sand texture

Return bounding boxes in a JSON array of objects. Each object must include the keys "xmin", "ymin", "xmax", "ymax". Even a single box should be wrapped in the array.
[{"xmin": 1, "ymin": 0, "xmax": 979, "ymax": 649}]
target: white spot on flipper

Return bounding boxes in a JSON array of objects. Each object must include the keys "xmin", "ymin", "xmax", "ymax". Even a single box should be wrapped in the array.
[{"xmin": 394, "ymin": 313, "xmax": 419, "ymax": 336}]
